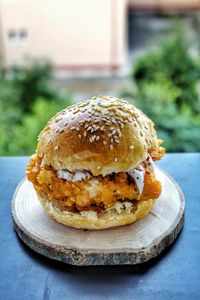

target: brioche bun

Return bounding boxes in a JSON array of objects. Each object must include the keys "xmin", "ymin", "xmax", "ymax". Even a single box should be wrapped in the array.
[
  {"xmin": 37, "ymin": 192, "xmax": 156, "ymax": 230},
  {"xmin": 37, "ymin": 96, "xmax": 158, "ymax": 176},
  {"xmin": 30, "ymin": 96, "xmax": 161, "ymax": 230}
]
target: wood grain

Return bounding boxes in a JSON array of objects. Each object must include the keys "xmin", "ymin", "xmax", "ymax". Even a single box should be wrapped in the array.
[{"xmin": 11, "ymin": 167, "xmax": 185, "ymax": 266}]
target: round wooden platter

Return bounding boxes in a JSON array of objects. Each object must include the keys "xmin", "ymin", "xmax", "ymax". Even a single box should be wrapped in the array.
[{"xmin": 12, "ymin": 167, "xmax": 185, "ymax": 266}]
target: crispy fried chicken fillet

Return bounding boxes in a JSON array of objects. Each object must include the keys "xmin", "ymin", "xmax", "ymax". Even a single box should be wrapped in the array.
[
  {"xmin": 27, "ymin": 152, "xmax": 163, "ymax": 213},
  {"xmin": 26, "ymin": 96, "xmax": 165, "ymax": 229}
]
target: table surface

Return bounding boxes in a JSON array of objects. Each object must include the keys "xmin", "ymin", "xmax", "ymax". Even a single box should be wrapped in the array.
[{"xmin": 0, "ymin": 154, "xmax": 200, "ymax": 300}]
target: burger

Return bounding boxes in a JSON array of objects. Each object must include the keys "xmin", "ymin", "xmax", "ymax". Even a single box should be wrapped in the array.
[{"xmin": 26, "ymin": 96, "xmax": 165, "ymax": 230}]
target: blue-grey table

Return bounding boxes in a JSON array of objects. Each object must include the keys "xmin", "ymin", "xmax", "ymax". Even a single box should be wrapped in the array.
[{"xmin": 0, "ymin": 154, "xmax": 200, "ymax": 300}]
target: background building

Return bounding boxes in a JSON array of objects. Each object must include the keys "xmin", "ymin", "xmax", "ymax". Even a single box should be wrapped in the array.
[
  {"xmin": 0, "ymin": 0, "xmax": 200, "ymax": 76},
  {"xmin": 0, "ymin": 0, "xmax": 126, "ymax": 74}
]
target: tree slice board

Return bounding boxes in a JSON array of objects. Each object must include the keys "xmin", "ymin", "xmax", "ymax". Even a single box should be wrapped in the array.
[{"xmin": 12, "ymin": 167, "xmax": 185, "ymax": 266}]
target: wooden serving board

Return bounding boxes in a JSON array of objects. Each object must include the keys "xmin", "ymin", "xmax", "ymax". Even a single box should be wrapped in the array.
[{"xmin": 12, "ymin": 167, "xmax": 185, "ymax": 266}]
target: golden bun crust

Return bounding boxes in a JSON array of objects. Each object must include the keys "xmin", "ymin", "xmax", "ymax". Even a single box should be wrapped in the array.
[
  {"xmin": 37, "ymin": 192, "xmax": 156, "ymax": 230},
  {"xmin": 37, "ymin": 96, "xmax": 158, "ymax": 176}
]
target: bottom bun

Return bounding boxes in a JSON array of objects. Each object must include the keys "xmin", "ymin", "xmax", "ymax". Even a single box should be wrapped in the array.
[{"xmin": 37, "ymin": 193, "xmax": 156, "ymax": 230}]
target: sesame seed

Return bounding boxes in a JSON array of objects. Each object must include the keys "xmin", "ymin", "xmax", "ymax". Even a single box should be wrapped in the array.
[
  {"xmin": 87, "ymin": 126, "xmax": 92, "ymax": 131},
  {"xmin": 76, "ymin": 127, "xmax": 80, "ymax": 131},
  {"xmin": 100, "ymin": 126, "xmax": 104, "ymax": 131},
  {"xmin": 55, "ymin": 118, "xmax": 62, "ymax": 123},
  {"xmin": 112, "ymin": 129, "xmax": 117, "ymax": 135},
  {"xmin": 71, "ymin": 126, "xmax": 76, "ymax": 130},
  {"xmin": 129, "ymin": 145, "xmax": 134, "ymax": 150},
  {"xmin": 97, "ymin": 165, "xmax": 101, "ymax": 170},
  {"xmin": 110, "ymin": 138, "xmax": 113, "ymax": 143},
  {"xmin": 59, "ymin": 129, "xmax": 64, "ymax": 133},
  {"xmin": 78, "ymin": 134, "xmax": 82, "ymax": 139},
  {"xmin": 116, "ymin": 128, "xmax": 121, "ymax": 134},
  {"xmin": 64, "ymin": 122, "xmax": 68, "ymax": 126},
  {"xmin": 115, "ymin": 139, "xmax": 120, "ymax": 144},
  {"xmin": 54, "ymin": 145, "xmax": 59, "ymax": 151},
  {"xmin": 108, "ymin": 133, "xmax": 112, "ymax": 137},
  {"xmin": 103, "ymin": 140, "xmax": 107, "ymax": 145},
  {"xmin": 83, "ymin": 131, "xmax": 87, "ymax": 137},
  {"xmin": 47, "ymin": 139, "xmax": 51, "ymax": 144},
  {"xmin": 110, "ymin": 144, "xmax": 113, "ymax": 150},
  {"xmin": 116, "ymin": 117, "xmax": 123, "ymax": 122},
  {"xmin": 96, "ymin": 136, "xmax": 100, "ymax": 141},
  {"xmin": 114, "ymin": 157, "xmax": 118, "ymax": 162}
]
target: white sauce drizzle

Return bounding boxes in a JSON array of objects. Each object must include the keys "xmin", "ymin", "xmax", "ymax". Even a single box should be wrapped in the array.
[
  {"xmin": 143, "ymin": 154, "xmax": 155, "ymax": 174},
  {"xmin": 128, "ymin": 168, "xmax": 145, "ymax": 195},
  {"xmin": 128, "ymin": 154, "xmax": 155, "ymax": 195},
  {"xmin": 56, "ymin": 154, "xmax": 155, "ymax": 196},
  {"xmin": 57, "ymin": 170, "xmax": 91, "ymax": 182}
]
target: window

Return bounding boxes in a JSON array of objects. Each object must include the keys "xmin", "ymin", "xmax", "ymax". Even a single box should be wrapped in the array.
[
  {"xmin": 7, "ymin": 29, "xmax": 28, "ymax": 44},
  {"xmin": 19, "ymin": 29, "xmax": 28, "ymax": 42},
  {"xmin": 7, "ymin": 30, "xmax": 17, "ymax": 43}
]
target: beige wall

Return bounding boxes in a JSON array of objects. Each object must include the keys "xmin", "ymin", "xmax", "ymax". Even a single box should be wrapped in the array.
[{"xmin": 0, "ymin": 0, "xmax": 126, "ymax": 70}]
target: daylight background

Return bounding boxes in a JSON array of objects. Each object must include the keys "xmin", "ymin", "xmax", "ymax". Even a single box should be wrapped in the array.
[{"xmin": 0, "ymin": 0, "xmax": 200, "ymax": 155}]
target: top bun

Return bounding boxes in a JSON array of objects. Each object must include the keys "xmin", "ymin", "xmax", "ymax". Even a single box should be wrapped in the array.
[{"xmin": 37, "ymin": 96, "xmax": 158, "ymax": 176}]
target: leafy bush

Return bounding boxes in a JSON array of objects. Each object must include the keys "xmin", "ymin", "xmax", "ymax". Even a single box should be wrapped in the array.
[
  {"xmin": 1, "ymin": 98, "xmax": 68, "ymax": 155},
  {"xmin": 0, "ymin": 60, "xmax": 59, "ymax": 113},
  {"xmin": 0, "ymin": 60, "xmax": 71, "ymax": 155},
  {"xmin": 121, "ymin": 26, "xmax": 200, "ymax": 152}
]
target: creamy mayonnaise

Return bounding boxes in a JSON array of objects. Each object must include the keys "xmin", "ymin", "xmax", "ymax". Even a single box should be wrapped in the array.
[
  {"xmin": 128, "ymin": 154, "xmax": 155, "ymax": 195},
  {"xmin": 56, "ymin": 154, "xmax": 155, "ymax": 195},
  {"xmin": 143, "ymin": 154, "xmax": 155, "ymax": 173},
  {"xmin": 57, "ymin": 170, "xmax": 91, "ymax": 182},
  {"xmin": 128, "ymin": 168, "xmax": 145, "ymax": 195}
]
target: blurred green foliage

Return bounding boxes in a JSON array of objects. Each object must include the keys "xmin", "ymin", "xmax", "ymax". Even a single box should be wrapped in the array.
[
  {"xmin": 0, "ymin": 60, "xmax": 71, "ymax": 155},
  {"xmin": 1, "ymin": 25, "xmax": 200, "ymax": 155},
  {"xmin": 121, "ymin": 26, "xmax": 200, "ymax": 152}
]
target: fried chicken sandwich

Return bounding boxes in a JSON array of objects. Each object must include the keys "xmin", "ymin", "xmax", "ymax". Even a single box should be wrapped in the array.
[{"xmin": 27, "ymin": 96, "xmax": 165, "ymax": 229}]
